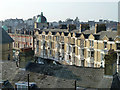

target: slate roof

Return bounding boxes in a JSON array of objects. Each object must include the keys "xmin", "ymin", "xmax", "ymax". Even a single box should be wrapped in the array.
[
  {"xmin": 58, "ymin": 32, "xmax": 62, "ymax": 35},
  {"xmin": 83, "ymin": 30, "xmax": 95, "ymax": 34},
  {"xmin": 83, "ymin": 30, "xmax": 117, "ymax": 40},
  {"xmin": 93, "ymin": 35, "xmax": 100, "ymax": 40},
  {"xmin": 98, "ymin": 31, "xmax": 117, "ymax": 40},
  {"xmin": 38, "ymin": 30, "xmax": 42, "ymax": 34},
  {"xmin": 64, "ymin": 32, "xmax": 69, "ymax": 36},
  {"xmin": 0, "ymin": 27, "xmax": 14, "ymax": 44},
  {"xmin": 75, "ymin": 33, "xmax": 81, "ymax": 38},
  {"xmin": 52, "ymin": 32, "xmax": 56, "ymax": 35},
  {"xmin": 45, "ymin": 31, "xmax": 49, "ymax": 34},
  {"xmin": 84, "ymin": 34, "xmax": 90, "ymax": 39}
]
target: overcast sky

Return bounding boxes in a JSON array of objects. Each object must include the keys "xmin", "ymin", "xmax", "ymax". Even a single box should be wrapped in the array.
[{"xmin": 0, "ymin": 0, "xmax": 119, "ymax": 22}]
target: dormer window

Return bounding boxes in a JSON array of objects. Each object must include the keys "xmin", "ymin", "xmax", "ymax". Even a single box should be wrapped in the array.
[
  {"xmin": 104, "ymin": 42, "xmax": 107, "ymax": 49},
  {"xmin": 56, "ymin": 36, "xmax": 59, "ymax": 41},
  {"xmin": 110, "ymin": 44, "xmax": 112, "ymax": 49},
  {"xmin": 42, "ymin": 35, "xmax": 45, "ymax": 39},
  {"xmin": 89, "ymin": 40, "xmax": 94, "ymax": 47},
  {"xmin": 92, "ymin": 41, "xmax": 94, "ymax": 47},
  {"xmin": 116, "ymin": 43, "xmax": 120, "ymax": 50},
  {"xmin": 61, "ymin": 37, "xmax": 64, "ymax": 41},
  {"xmin": 89, "ymin": 40, "xmax": 91, "ymax": 47},
  {"xmin": 49, "ymin": 36, "xmax": 51, "ymax": 39}
]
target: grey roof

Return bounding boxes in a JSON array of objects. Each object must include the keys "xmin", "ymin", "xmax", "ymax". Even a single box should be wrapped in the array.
[
  {"xmin": 83, "ymin": 30, "xmax": 95, "ymax": 34},
  {"xmin": 38, "ymin": 30, "xmax": 42, "ymax": 34},
  {"xmin": 42, "ymin": 29, "xmax": 68, "ymax": 32},
  {"xmin": 64, "ymin": 32, "xmax": 69, "ymax": 36},
  {"xmin": 98, "ymin": 31, "xmax": 117, "ymax": 40},
  {"xmin": 84, "ymin": 34, "xmax": 90, "ymax": 39},
  {"xmin": 52, "ymin": 32, "xmax": 56, "ymax": 35},
  {"xmin": 75, "ymin": 33, "xmax": 81, "ymax": 37},
  {"xmin": 0, "ymin": 27, "xmax": 14, "ymax": 44},
  {"xmin": 83, "ymin": 30, "xmax": 117, "ymax": 40},
  {"xmin": 93, "ymin": 35, "xmax": 100, "ymax": 40},
  {"xmin": 58, "ymin": 32, "xmax": 62, "ymax": 35},
  {"xmin": 45, "ymin": 31, "xmax": 49, "ymax": 34}
]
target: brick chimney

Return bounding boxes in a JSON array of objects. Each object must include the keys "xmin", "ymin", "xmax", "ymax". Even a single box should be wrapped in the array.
[{"xmin": 94, "ymin": 23, "xmax": 98, "ymax": 34}]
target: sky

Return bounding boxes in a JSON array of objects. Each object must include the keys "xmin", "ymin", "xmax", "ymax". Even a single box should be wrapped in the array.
[{"xmin": 0, "ymin": 0, "xmax": 119, "ymax": 22}]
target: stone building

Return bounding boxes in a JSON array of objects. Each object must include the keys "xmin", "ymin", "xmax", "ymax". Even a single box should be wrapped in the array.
[
  {"xmin": 34, "ymin": 23, "xmax": 120, "ymax": 73},
  {"xmin": 0, "ymin": 27, "xmax": 14, "ymax": 60},
  {"xmin": 9, "ymin": 30, "xmax": 34, "ymax": 50}
]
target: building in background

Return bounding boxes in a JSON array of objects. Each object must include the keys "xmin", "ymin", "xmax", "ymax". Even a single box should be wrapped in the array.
[
  {"xmin": 3, "ymin": 18, "xmax": 25, "ymax": 33},
  {"xmin": 0, "ymin": 27, "xmax": 14, "ymax": 60},
  {"xmin": 34, "ymin": 12, "xmax": 48, "ymax": 30},
  {"xmin": 8, "ymin": 29, "xmax": 34, "ymax": 64}
]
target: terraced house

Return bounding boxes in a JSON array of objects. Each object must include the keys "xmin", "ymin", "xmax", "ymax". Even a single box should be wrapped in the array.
[
  {"xmin": 34, "ymin": 23, "xmax": 120, "ymax": 71},
  {"xmin": 9, "ymin": 31, "xmax": 34, "ymax": 50}
]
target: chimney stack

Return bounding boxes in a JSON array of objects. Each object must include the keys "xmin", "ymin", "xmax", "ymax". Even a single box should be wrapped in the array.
[
  {"xmin": 94, "ymin": 23, "xmax": 98, "ymax": 34},
  {"xmin": 79, "ymin": 24, "xmax": 82, "ymax": 33}
]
